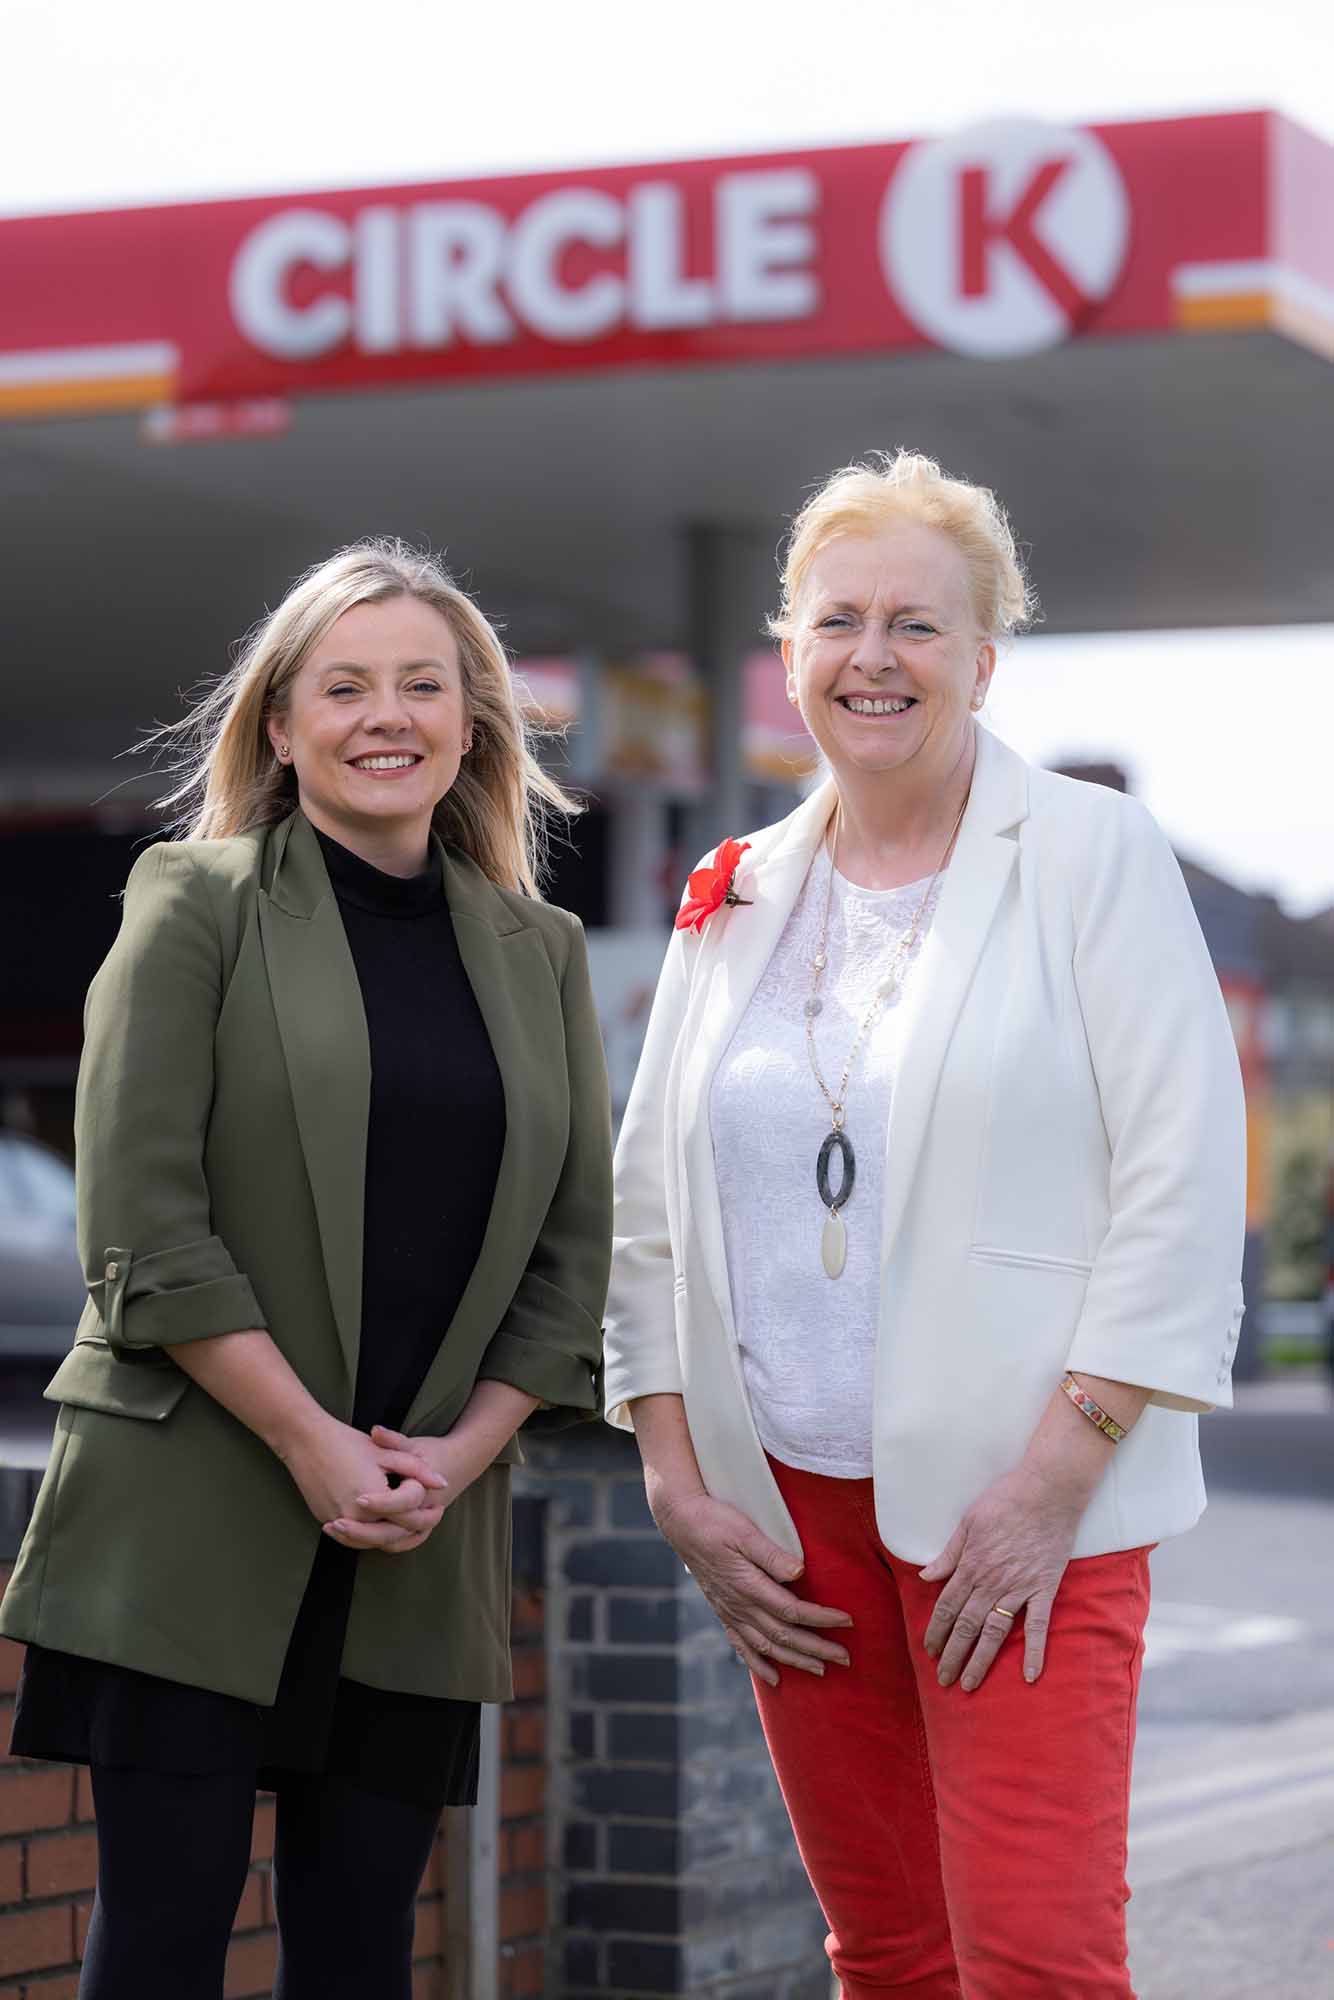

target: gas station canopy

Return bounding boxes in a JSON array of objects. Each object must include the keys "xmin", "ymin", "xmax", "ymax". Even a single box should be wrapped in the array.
[{"xmin": 3, "ymin": 107, "xmax": 1332, "ymax": 798}]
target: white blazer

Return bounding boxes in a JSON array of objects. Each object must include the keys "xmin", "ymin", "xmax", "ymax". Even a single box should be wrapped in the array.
[{"xmin": 603, "ymin": 727, "xmax": 1248, "ymax": 1563}]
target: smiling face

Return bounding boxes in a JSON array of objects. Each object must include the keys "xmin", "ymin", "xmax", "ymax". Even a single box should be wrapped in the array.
[
  {"xmin": 267, "ymin": 595, "xmax": 469, "ymax": 860},
  {"xmin": 784, "ymin": 522, "xmax": 995, "ymax": 787}
]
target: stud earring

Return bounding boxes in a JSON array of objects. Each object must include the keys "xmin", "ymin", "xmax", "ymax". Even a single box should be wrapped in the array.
[{"xmin": 278, "ymin": 743, "xmax": 290, "ymax": 761}]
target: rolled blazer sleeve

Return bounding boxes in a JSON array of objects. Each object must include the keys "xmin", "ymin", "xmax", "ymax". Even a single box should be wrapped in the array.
[
  {"xmin": 76, "ymin": 843, "xmax": 266, "ymax": 1356},
  {"xmin": 1062, "ymin": 798, "xmax": 1247, "ymax": 1412},
  {"xmin": 602, "ymin": 927, "xmax": 691, "ymax": 1430},
  {"xmin": 477, "ymin": 914, "xmax": 612, "ymax": 1427}
]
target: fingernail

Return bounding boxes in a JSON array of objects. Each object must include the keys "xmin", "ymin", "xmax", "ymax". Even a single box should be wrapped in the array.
[
  {"xmin": 962, "ymin": 1678, "xmax": 976, "ymax": 1693},
  {"xmin": 1025, "ymin": 1668, "xmax": 1039, "ymax": 1684},
  {"xmin": 834, "ymin": 1653, "xmax": 851, "ymax": 1667},
  {"xmin": 937, "ymin": 1670, "xmax": 951, "ymax": 1687}
]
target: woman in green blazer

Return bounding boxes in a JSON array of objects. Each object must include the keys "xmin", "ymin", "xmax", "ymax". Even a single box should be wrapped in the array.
[{"xmin": 1, "ymin": 540, "xmax": 611, "ymax": 2000}]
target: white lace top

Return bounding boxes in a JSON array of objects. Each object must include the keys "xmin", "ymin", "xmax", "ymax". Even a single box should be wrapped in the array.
[{"xmin": 708, "ymin": 844, "xmax": 942, "ymax": 1478}]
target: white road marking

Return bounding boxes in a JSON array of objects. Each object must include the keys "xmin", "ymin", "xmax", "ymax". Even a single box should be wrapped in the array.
[{"xmin": 1143, "ymin": 1599, "xmax": 1306, "ymax": 1668}]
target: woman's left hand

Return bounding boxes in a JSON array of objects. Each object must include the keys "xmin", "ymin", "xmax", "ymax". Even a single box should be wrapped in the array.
[
  {"xmin": 323, "ymin": 1424, "xmax": 471, "ymax": 1554},
  {"xmin": 919, "ymin": 1460, "xmax": 1086, "ymax": 1691}
]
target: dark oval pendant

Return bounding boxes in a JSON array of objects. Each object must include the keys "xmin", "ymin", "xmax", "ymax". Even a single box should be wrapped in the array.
[{"xmin": 816, "ymin": 1129, "xmax": 856, "ymax": 1213}]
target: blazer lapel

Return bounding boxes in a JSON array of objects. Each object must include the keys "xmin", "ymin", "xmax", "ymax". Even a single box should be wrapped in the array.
[
  {"xmin": 878, "ymin": 729, "xmax": 1028, "ymax": 1271},
  {"xmin": 678, "ymin": 784, "xmax": 836, "ymax": 1335},
  {"xmin": 258, "ymin": 815, "xmax": 370, "ymax": 1390}
]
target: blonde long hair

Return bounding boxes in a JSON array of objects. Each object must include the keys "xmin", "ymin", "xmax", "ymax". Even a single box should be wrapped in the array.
[{"xmin": 148, "ymin": 539, "xmax": 581, "ymax": 898}]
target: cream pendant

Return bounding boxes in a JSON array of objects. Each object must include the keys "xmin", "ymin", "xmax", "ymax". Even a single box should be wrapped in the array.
[{"xmin": 821, "ymin": 1208, "xmax": 847, "ymax": 1279}]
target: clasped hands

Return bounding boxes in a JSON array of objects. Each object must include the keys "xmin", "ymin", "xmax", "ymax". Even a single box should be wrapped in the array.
[{"xmin": 285, "ymin": 1415, "xmax": 463, "ymax": 1556}]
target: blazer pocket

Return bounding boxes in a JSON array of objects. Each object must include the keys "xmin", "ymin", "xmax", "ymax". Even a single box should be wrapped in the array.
[
  {"xmin": 969, "ymin": 1245, "xmax": 1094, "ymax": 1277},
  {"xmin": 44, "ymin": 1335, "xmax": 190, "ymax": 1424}
]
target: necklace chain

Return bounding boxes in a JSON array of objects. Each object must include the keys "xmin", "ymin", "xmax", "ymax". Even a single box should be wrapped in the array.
[{"xmin": 804, "ymin": 790, "xmax": 969, "ymax": 1133}]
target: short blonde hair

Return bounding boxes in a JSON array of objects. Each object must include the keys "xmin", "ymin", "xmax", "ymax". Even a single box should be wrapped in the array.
[
  {"xmin": 147, "ymin": 539, "xmax": 580, "ymax": 898},
  {"xmin": 770, "ymin": 450, "xmax": 1035, "ymax": 642}
]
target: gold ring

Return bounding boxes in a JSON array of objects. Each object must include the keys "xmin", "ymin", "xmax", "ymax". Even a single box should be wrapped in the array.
[{"xmin": 991, "ymin": 1604, "xmax": 1016, "ymax": 1621}]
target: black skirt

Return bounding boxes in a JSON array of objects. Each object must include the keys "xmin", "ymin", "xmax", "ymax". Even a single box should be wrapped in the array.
[{"xmin": 11, "ymin": 1538, "xmax": 480, "ymax": 1810}]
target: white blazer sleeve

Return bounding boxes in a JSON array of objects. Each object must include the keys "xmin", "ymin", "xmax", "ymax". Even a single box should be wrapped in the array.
[
  {"xmin": 602, "ymin": 926, "xmax": 692, "ymax": 1429},
  {"xmin": 1063, "ymin": 796, "xmax": 1247, "ymax": 1412}
]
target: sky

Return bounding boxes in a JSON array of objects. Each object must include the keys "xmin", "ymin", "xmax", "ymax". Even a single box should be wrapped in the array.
[
  {"xmin": 990, "ymin": 629, "xmax": 1334, "ymax": 915},
  {"xmin": 7, "ymin": 0, "xmax": 1330, "ymax": 215},
  {"xmin": 8, "ymin": 0, "xmax": 1333, "ymax": 911}
]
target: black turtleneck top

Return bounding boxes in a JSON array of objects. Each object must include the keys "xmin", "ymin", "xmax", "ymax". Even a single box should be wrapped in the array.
[
  {"xmin": 12, "ymin": 829, "xmax": 506, "ymax": 1807},
  {"xmin": 315, "ymin": 827, "xmax": 506, "ymax": 1433}
]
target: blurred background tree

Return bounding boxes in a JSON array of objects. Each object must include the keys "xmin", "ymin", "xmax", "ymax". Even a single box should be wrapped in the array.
[{"xmin": 1267, "ymin": 1147, "xmax": 1327, "ymax": 1300}]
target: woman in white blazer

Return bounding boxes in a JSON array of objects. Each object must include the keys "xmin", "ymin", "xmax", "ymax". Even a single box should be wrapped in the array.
[{"xmin": 603, "ymin": 452, "xmax": 1246, "ymax": 1999}]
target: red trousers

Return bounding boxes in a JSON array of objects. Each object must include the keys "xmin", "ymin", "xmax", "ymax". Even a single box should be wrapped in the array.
[{"xmin": 753, "ymin": 1456, "xmax": 1150, "ymax": 1999}]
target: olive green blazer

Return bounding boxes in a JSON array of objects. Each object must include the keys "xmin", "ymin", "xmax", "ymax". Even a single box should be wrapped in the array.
[{"xmin": 0, "ymin": 811, "xmax": 611, "ymax": 1703}]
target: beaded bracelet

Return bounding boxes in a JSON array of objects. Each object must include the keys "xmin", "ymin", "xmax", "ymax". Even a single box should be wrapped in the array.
[{"xmin": 1060, "ymin": 1371, "xmax": 1128, "ymax": 1444}]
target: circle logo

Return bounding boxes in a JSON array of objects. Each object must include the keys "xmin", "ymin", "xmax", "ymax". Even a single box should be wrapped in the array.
[{"xmin": 880, "ymin": 118, "xmax": 1130, "ymax": 358}]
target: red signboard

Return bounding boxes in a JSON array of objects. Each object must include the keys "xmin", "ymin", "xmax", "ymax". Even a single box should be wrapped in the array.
[{"xmin": 2, "ymin": 109, "xmax": 1330, "ymax": 422}]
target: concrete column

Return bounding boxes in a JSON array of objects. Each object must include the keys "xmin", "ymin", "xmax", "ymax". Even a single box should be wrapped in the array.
[
  {"xmin": 684, "ymin": 524, "xmax": 779, "ymax": 863},
  {"xmin": 467, "ymin": 1710, "xmax": 500, "ymax": 1999},
  {"xmin": 607, "ymin": 783, "xmax": 670, "ymax": 931},
  {"xmin": 568, "ymin": 653, "xmax": 607, "ymax": 788}
]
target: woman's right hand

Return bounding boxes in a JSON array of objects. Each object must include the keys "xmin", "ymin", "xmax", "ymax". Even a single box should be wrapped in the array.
[
  {"xmin": 279, "ymin": 1413, "xmax": 447, "ymax": 1537},
  {"xmin": 653, "ymin": 1491, "xmax": 853, "ymax": 1686}
]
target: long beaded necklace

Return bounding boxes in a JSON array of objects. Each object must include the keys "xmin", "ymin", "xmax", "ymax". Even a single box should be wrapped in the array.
[{"xmin": 805, "ymin": 790, "xmax": 969, "ymax": 1278}]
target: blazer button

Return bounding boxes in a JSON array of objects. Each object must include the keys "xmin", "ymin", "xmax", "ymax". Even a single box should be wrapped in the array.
[{"xmin": 106, "ymin": 1260, "xmax": 119, "ymax": 1281}]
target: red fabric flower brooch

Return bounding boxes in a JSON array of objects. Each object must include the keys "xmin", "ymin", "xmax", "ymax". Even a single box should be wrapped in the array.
[{"xmin": 675, "ymin": 836, "xmax": 752, "ymax": 934}]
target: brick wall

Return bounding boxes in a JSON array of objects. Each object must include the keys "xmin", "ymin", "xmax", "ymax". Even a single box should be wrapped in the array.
[
  {"xmin": 0, "ymin": 1488, "xmax": 550, "ymax": 2000},
  {"xmin": 0, "ymin": 1561, "xmax": 468, "ymax": 1999},
  {"xmin": 498, "ymin": 1557, "xmax": 548, "ymax": 1998}
]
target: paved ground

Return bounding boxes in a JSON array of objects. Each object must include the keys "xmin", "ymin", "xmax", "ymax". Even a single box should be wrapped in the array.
[{"xmin": 1128, "ymin": 1373, "xmax": 1334, "ymax": 1998}]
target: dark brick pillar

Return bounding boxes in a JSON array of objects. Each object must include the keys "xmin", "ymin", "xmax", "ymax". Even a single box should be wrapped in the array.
[{"xmin": 518, "ymin": 1427, "xmax": 828, "ymax": 1998}]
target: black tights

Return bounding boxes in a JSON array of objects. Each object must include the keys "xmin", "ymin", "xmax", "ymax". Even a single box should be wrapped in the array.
[{"xmin": 79, "ymin": 1764, "xmax": 442, "ymax": 2000}]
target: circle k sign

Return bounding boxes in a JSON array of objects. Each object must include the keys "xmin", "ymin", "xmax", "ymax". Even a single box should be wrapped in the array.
[{"xmin": 881, "ymin": 118, "xmax": 1131, "ymax": 357}]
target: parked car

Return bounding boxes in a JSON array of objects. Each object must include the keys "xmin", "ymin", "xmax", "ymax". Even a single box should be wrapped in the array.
[{"xmin": 0, "ymin": 1131, "xmax": 85, "ymax": 1362}]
